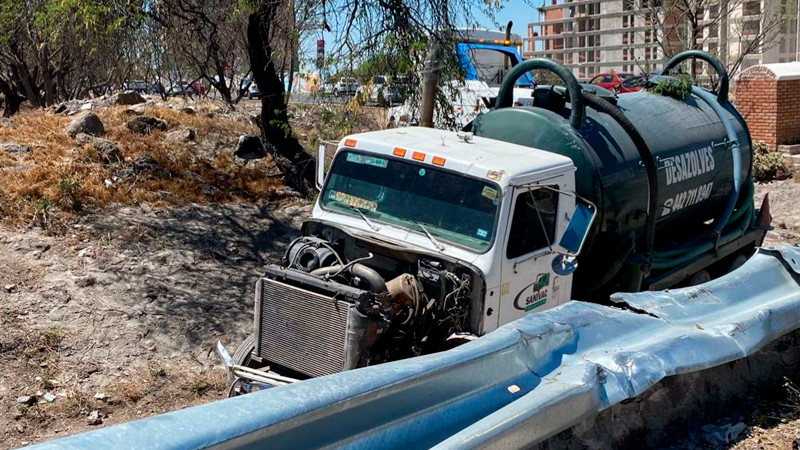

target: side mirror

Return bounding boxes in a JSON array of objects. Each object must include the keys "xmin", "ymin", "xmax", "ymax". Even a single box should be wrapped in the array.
[
  {"xmin": 316, "ymin": 142, "xmax": 327, "ymax": 191},
  {"xmin": 551, "ymin": 203, "xmax": 596, "ymax": 276},
  {"xmin": 558, "ymin": 203, "xmax": 596, "ymax": 256}
]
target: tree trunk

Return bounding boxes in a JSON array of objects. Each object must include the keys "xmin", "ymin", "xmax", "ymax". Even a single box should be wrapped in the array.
[
  {"xmin": 0, "ymin": 77, "xmax": 25, "ymax": 117},
  {"xmin": 248, "ymin": 2, "xmax": 315, "ymax": 198}
]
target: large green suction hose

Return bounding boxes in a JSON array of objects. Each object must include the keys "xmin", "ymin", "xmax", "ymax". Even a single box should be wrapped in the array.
[{"xmin": 653, "ymin": 51, "xmax": 749, "ymax": 269}]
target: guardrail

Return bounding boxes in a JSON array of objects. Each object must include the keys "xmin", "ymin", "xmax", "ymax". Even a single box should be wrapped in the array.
[{"xmin": 29, "ymin": 245, "xmax": 800, "ymax": 449}]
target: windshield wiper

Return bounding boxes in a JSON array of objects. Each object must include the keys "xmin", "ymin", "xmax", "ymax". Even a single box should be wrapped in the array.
[
  {"xmin": 350, "ymin": 207, "xmax": 381, "ymax": 231},
  {"xmin": 415, "ymin": 222, "xmax": 445, "ymax": 251}
]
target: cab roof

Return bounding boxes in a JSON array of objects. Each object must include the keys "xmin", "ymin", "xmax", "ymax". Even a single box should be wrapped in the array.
[{"xmin": 339, "ymin": 127, "xmax": 574, "ymax": 187}]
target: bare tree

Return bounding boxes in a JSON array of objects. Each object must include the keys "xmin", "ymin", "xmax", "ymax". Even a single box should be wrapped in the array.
[
  {"xmin": 246, "ymin": 0, "xmax": 486, "ymax": 196},
  {"xmin": 0, "ymin": 0, "xmax": 144, "ymax": 116},
  {"xmin": 634, "ymin": 0, "xmax": 793, "ymax": 77}
]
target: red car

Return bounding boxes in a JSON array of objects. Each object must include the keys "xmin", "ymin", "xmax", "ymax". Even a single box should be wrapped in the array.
[{"xmin": 589, "ymin": 72, "xmax": 643, "ymax": 93}]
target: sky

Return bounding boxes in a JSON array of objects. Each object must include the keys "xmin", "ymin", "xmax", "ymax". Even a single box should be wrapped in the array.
[
  {"xmin": 304, "ymin": 1, "xmax": 541, "ymax": 73},
  {"xmin": 469, "ymin": 1, "xmax": 540, "ymax": 36}
]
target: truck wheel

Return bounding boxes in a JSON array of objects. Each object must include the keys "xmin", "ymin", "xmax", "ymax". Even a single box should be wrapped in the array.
[
  {"xmin": 686, "ymin": 270, "xmax": 711, "ymax": 287},
  {"xmin": 226, "ymin": 334, "xmax": 256, "ymax": 397},
  {"xmin": 728, "ymin": 253, "xmax": 749, "ymax": 272}
]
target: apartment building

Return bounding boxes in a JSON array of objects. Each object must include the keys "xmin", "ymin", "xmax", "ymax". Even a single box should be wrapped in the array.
[
  {"xmin": 707, "ymin": 0, "xmax": 798, "ymax": 73},
  {"xmin": 526, "ymin": 0, "xmax": 677, "ymax": 79},
  {"xmin": 526, "ymin": 0, "xmax": 799, "ymax": 80}
]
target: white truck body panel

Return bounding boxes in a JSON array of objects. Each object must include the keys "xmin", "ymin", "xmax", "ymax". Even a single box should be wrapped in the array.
[{"xmin": 315, "ymin": 127, "xmax": 579, "ymax": 334}]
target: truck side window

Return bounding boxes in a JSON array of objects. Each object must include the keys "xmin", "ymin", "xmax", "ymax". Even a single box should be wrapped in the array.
[{"xmin": 506, "ymin": 188, "xmax": 558, "ymax": 259}]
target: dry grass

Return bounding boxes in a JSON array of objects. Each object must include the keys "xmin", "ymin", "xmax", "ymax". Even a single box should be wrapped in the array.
[
  {"xmin": 179, "ymin": 370, "xmax": 226, "ymax": 397},
  {"xmin": 0, "ymin": 104, "xmax": 283, "ymax": 229},
  {"xmin": 111, "ymin": 378, "xmax": 150, "ymax": 404}
]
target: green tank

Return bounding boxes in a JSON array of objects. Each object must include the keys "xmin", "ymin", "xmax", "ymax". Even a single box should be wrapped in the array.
[{"xmin": 471, "ymin": 51, "xmax": 758, "ymax": 297}]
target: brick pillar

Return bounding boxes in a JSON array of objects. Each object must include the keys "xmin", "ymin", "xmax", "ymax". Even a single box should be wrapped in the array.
[
  {"xmin": 736, "ymin": 66, "xmax": 778, "ymax": 149},
  {"xmin": 776, "ymin": 79, "xmax": 800, "ymax": 146}
]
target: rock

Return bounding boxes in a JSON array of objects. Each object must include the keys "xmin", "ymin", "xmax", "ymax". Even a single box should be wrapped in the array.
[
  {"xmin": 40, "ymin": 392, "xmax": 56, "ymax": 403},
  {"xmin": 75, "ymin": 276, "xmax": 96, "ymax": 288},
  {"xmin": 87, "ymin": 410, "xmax": 103, "ymax": 425},
  {"xmin": 132, "ymin": 154, "xmax": 160, "ymax": 173},
  {"xmin": 165, "ymin": 127, "xmax": 196, "ymax": 143},
  {"xmin": 92, "ymin": 138, "xmax": 123, "ymax": 164},
  {"xmin": 180, "ymin": 106, "xmax": 196, "ymax": 115},
  {"xmin": 123, "ymin": 108, "xmax": 143, "ymax": 116},
  {"xmin": 202, "ymin": 185, "xmax": 218, "ymax": 197},
  {"xmin": 126, "ymin": 116, "xmax": 168, "ymax": 135},
  {"xmin": 4, "ymin": 283, "xmax": 15, "ymax": 292},
  {"xmin": 1, "ymin": 143, "xmax": 30, "ymax": 154},
  {"xmin": 51, "ymin": 103, "xmax": 67, "ymax": 114},
  {"xmin": 80, "ymin": 102, "xmax": 93, "ymax": 111},
  {"xmin": 94, "ymin": 392, "xmax": 109, "ymax": 401},
  {"xmin": 234, "ymin": 135, "xmax": 267, "ymax": 160},
  {"xmin": 79, "ymin": 363, "xmax": 100, "ymax": 379},
  {"xmin": 17, "ymin": 395, "xmax": 35, "ymax": 406},
  {"xmin": 66, "ymin": 112, "xmax": 105, "ymax": 138},
  {"xmin": 75, "ymin": 133, "xmax": 94, "ymax": 146},
  {"xmin": 0, "ymin": 117, "xmax": 12, "ymax": 127},
  {"xmin": 113, "ymin": 91, "xmax": 146, "ymax": 106},
  {"xmin": 701, "ymin": 422, "xmax": 747, "ymax": 446}
]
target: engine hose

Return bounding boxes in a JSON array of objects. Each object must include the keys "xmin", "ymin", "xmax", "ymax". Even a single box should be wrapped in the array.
[
  {"xmin": 311, "ymin": 263, "xmax": 391, "ymax": 310},
  {"xmin": 581, "ymin": 91, "xmax": 658, "ymax": 272}
]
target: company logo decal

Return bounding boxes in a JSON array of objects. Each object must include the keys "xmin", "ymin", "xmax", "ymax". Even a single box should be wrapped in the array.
[
  {"xmin": 513, "ymin": 273, "xmax": 550, "ymax": 311},
  {"xmin": 661, "ymin": 146, "xmax": 716, "ymax": 186}
]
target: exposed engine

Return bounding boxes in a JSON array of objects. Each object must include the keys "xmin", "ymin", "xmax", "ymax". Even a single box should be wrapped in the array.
[{"xmin": 253, "ymin": 221, "xmax": 484, "ymax": 379}]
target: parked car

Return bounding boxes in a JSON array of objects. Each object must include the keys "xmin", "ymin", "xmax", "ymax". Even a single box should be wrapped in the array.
[
  {"xmin": 122, "ymin": 80, "xmax": 148, "ymax": 93},
  {"xmin": 149, "ymin": 81, "xmax": 166, "ymax": 96},
  {"xmin": 167, "ymin": 82, "xmax": 194, "ymax": 96},
  {"xmin": 616, "ymin": 76, "xmax": 648, "ymax": 93},
  {"xmin": 334, "ymin": 77, "xmax": 359, "ymax": 97},
  {"xmin": 190, "ymin": 80, "xmax": 207, "ymax": 96},
  {"xmin": 319, "ymin": 81, "xmax": 336, "ymax": 96},
  {"xmin": 246, "ymin": 82, "xmax": 262, "ymax": 99},
  {"xmin": 588, "ymin": 72, "xmax": 637, "ymax": 92}
]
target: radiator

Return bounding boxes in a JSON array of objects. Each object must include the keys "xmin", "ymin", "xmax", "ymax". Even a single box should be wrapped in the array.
[{"xmin": 255, "ymin": 277, "xmax": 362, "ymax": 377}]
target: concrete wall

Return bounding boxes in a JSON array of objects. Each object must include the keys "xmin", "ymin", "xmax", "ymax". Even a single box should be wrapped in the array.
[{"xmin": 538, "ymin": 329, "xmax": 800, "ymax": 449}]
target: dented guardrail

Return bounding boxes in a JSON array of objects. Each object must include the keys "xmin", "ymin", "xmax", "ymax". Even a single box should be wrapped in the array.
[{"xmin": 28, "ymin": 245, "xmax": 800, "ymax": 450}]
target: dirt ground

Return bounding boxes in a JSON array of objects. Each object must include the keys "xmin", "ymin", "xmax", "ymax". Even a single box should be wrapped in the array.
[
  {"xmin": 0, "ymin": 199, "xmax": 312, "ymax": 448},
  {"xmin": 2, "ymin": 102, "xmax": 800, "ymax": 448}
]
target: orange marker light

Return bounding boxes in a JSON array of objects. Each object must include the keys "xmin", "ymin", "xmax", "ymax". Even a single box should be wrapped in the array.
[
  {"xmin": 412, "ymin": 151, "xmax": 426, "ymax": 161},
  {"xmin": 344, "ymin": 138, "xmax": 357, "ymax": 147},
  {"xmin": 393, "ymin": 147, "xmax": 407, "ymax": 157},
  {"xmin": 432, "ymin": 156, "xmax": 446, "ymax": 166}
]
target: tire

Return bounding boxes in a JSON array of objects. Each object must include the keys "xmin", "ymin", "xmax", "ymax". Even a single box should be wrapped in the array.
[
  {"xmin": 226, "ymin": 333, "xmax": 256, "ymax": 397},
  {"xmin": 686, "ymin": 270, "xmax": 711, "ymax": 287},
  {"xmin": 728, "ymin": 253, "xmax": 749, "ymax": 273}
]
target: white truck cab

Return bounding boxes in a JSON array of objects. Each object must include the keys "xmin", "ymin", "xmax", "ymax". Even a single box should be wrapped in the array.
[{"xmin": 315, "ymin": 126, "xmax": 592, "ymax": 334}]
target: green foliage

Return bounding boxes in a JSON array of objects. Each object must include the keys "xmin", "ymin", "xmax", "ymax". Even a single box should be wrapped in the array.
[
  {"xmin": 58, "ymin": 178, "xmax": 79, "ymax": 194},
  {"xmin": 31, "ymin": 195, "xmax": 51, "ymax": 215},
  {"xmin": 648, "ymin": 74, "xmax": 692, "ymax": 100},
  {"xmin": 753, "ymin": 141, "xmax": 792, "ymax": 181}
]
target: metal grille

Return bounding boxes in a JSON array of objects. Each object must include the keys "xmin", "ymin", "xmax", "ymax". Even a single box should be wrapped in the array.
[{"xmin": 257, "ymin": 278, "xmax": 351, "ymax": 377}]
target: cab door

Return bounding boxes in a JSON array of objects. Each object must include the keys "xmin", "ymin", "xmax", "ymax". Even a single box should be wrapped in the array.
[{"xmin": 498, "ymin": 182, "xmax": 571, "ymax": 326}]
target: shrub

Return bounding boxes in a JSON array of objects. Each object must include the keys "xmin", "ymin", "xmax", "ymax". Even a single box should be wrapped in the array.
[
  {"xmin": 752, "ymin": 141, "xmax": 792, "ymax": 181},
  {"xmin": 648, "ymin": 74, "xmax": 692, "ymax": 100}
]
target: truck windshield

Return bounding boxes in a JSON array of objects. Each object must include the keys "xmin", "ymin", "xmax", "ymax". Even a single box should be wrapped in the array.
[{"xmin": 321, "ymin": 150, "xmax": 500, "ymax": 252}]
